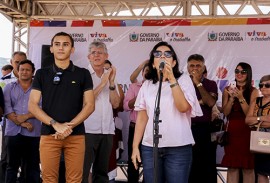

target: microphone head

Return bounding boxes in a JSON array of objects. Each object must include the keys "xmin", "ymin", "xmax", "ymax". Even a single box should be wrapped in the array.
[{"xmin": 159, "ymin": 60, "xmax": 165, "ymax": 71}]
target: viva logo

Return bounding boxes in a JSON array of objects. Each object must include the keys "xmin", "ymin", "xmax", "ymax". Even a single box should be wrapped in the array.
[
  {"xmin": 90, "ymin": 32, "xmax": 107, "ymax": 38},
  {"xmin": 166, "ymin": 32, "xmax": 184, "ymax": 37},
  {"xmin": 247, "ymin": 31, "xmax": 267, "ymax": 37}
]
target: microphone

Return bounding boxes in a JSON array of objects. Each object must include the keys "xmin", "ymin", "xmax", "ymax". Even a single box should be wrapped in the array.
[{"xmin": 159, "ymin": 60, "xmax": 165, "ymax": 71}]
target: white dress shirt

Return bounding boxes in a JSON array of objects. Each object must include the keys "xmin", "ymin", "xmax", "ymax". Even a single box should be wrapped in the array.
[{"xmin": 84, "ymin": 64, "xmax": 116, "ymax": 134}]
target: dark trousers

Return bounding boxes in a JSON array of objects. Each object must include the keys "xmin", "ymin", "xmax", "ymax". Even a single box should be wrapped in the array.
[
  {"xmin": 189, "ymin": 123, "xmax": 217, "ymax": 183},
  {"xmin": 5, "ymin": 134, "xmax": 40, "ymax": 183},
  {"xmin": 128, "ymin": 123, "xmax": 140, "ymax": 183},
  {"xmin": 82, "ymin": 134, "xmax": 113, "ymax": 183},
  {"xmin": 0, "ymin": 121, "xmax": 7, "ymax": 182}
]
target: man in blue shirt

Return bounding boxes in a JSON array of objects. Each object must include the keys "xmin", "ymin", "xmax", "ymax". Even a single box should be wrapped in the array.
[
  {"xmin": 0, "ymin": 51, "xmax": 27, "ymax": 182},
  {"xmin": 3, "ymin": 60, "xmax": 41, "ymax": 183}
]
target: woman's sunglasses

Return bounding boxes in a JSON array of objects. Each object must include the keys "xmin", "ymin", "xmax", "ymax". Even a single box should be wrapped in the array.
[
  {"xmin": 235, "ymin": 69, "xmax": 247, "ymax": 75},
  {"xmin": 153, "ymin": 50, "xmax": 173, "ymax": 58},
  {"xmin": 259, "ymin": 83, "xmax": 270, "ymax": 89}
]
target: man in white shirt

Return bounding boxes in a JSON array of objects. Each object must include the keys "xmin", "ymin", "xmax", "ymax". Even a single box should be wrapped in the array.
[
  {"xmin": 0, "ymin": 51, "xmax": 27, "ymax": 87},
  {"xmin": 82, "ymin": 41, "xmax": 120, "ymax": 183}
]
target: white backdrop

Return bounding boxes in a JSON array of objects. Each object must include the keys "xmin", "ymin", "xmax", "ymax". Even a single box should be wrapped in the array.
[{"xmin": 29, "ymin": 19, "xmax": 270, "ymax": 91}]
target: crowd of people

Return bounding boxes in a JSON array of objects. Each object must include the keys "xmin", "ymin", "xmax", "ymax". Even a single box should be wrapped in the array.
[{"xmin": 0, "ymin": 31, "xmax": 269, "ymax": 183}]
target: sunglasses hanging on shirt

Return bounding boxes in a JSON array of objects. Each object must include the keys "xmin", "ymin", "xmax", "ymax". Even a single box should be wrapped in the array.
[{"xmin": 53, "ymin": 72, "xmax": 63, "ymax": 85}]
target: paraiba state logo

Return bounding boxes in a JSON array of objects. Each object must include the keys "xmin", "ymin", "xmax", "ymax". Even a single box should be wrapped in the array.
[
  {"xmin": 208, "ymin": 31, "xmax": 243, "ymax": 41},
  {"xmin": 89, "ymin": 32, "xmax": 113, "ymax": 42},
  {"xmin": 218, "ymin": 32, "xmax": 243, "ymax": 41},
  {"xmin": 129, "ymin": 32, "xmax": 139, "ymax": 42},
  {"xmin": 165, "ymin": 32, "xmax": 191, "ymax": 42},
  {"xmin": 129, "ymin": 32, "xmax": 162, "ymax": 42},
  {"xmin": 246, "ymin": 30, "xmax": 270, "ymax": 41},
  {"xmin": 208, "ymin": 31, "xmax": 218, "ymax": 41}
]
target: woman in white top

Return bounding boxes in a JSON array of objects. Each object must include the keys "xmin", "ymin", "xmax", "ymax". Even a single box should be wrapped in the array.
[{"xmin": 131, "ymin": 41, "xmax": 202, "ymax": 183}]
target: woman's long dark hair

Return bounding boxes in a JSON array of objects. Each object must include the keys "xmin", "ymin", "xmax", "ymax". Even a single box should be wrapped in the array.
[
  {"xmin": 236, "ymin": 62, "xmax": 253, "ymax": 104},
  {"xmin": 145, "ymin": 41, "xmax": 182, "ymax": 84}
]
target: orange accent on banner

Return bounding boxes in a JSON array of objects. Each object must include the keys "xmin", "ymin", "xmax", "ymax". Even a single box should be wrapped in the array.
[
  {"xmin": 191, "ymin": 18, "xmax": 248, "ymax": 25},
  {"xmin": 71, "ymin": 21, "xmax": 94, "ymax": 27},
  {"xmin": 30, "ymin": 20, "xmax": 44, "ymax": 27},
  {"xmin": 142, "ymin": 20, "xmax": 191, "ymax": 26}
]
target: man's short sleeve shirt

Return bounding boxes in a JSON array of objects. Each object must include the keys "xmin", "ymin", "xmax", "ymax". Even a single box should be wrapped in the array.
[
  {"xmin": 192, "ymin": 78, "xmax": 218, "ymax": 123},
  {"xmin": 32, "ymin": 61, "xmax": 93, "ymax": 135}
]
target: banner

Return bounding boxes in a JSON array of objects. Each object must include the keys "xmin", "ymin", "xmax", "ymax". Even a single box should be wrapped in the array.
[
  {"xmin": 29, "ymin": 18, "xmax": 270, "ymax": 102},
  {"xmin": 29, "ymin": 18, "xmax": 270, "ymax": 161}
]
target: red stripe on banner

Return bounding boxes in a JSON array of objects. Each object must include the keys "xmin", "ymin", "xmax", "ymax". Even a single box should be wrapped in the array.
[
  {"xmin": 71, "ymin": 21, "xmax": 94, "ymax": 27},
  {"xmin": 102, "ymin": 20, "xmax": 122, "ymax": 26},
  {"xmin": 247, "ymin": 18, "xmax": 270, "ymax": 25},
  {"xmin": 30, "ymin": 20, "xmax": 44, "ymax": 27},
  {"xmin": 142, "ymin": 19, "xmax": 191, "ymax": 26}
]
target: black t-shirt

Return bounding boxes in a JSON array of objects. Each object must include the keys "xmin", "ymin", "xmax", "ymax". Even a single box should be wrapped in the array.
[{"xmin": 32, "ymin": 61, "xmax": 93, "ymax": 135}]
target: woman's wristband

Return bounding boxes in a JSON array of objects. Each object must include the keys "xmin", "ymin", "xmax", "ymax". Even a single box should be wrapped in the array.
[
  {"xmin": 170, "ymin": 82, "xmax": 179, "ymax": 88},
  {"xmin": 239, "ymin": 98, "xmax": 246, "ymax": 104}
]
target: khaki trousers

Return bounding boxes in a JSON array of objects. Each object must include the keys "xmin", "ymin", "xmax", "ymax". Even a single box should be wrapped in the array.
[{"xmin": 40, "ymin": 135, "xmax": 85, "ymax": 183}]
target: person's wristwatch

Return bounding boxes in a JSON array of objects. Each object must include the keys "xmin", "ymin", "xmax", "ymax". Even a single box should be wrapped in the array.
[
  {"xmin": 109, "ymin": 85, "xmax": 116, "ymax": 90},
  {"xmin": 50, "ymin": 119, "xmax": 57, "ymax": 126},
  {"xmin": 197, "ymin": 83, "xmax": 203, "ymax": 88},
  {"xmin": 257, "ymin": 116, "xmax": 261, "ymax": 123}
]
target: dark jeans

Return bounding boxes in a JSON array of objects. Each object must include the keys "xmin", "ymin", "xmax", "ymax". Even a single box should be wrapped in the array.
[
  {"xmin": 141, "ymin": 145, "xmax": 192, "ymax": 183},
  {"xmin": 5, "ymin": 134, "xmax": 40, "ymax": 183},
  {"xmin": 82, "ymin": 134, "xmax": 113, "ymax": 183},
  {"xmin": 128, "ymin": 124, "xmax": 140, "ymax": 183},
  {"xmin": 189, "ymin": 123, "xmax": 217, "ymax": 183}
]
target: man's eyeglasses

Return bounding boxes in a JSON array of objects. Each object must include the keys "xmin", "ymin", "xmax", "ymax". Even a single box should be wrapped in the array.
[
  {"xmin": 153, "ymin": 51, "xmax": 173, "ymax": 58},
  {"xmin": 259, "ymin": 83, "xmax": 270, "ymax": 89},
  {"xmin": 53, "ymin": 72, "xmax": 63, "ymax": 85},
  {"xmin": 235, "ymin": 69, "xmax": 247, "ymax": 75},
  {"xmin": 90, "ymin": 51, "xmax": 104, "ymax": 55}
]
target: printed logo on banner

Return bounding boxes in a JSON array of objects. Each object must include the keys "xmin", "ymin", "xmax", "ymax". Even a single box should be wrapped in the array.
[
  {"xmin": 129, "ymin": 33, "xmax": 139, "ymax": 42},
  {"xmin": 165, "ymin": 32, "xmax": 191, "ymax": 42},
  {"xmin": 218, "ymin": 32, "xmax": 244, "ymax": 41},
  {"xmin": 129, "ymin": 32, "xmax": 162, "ymax": 42},
  {"xmin": 216, "ymin": 67, "xmax": 228, "ymax": 79},
  {"xmin": 69, "ymin": 33, "xmax": 87, "ymax": 42},
  {"xmin": 208, "ymin": 31, "xmax": 243, "ymax": 41},
  {"xmin": 89, "ymin": 32, "xmax": 113, "ymax": 42},
  {"xmin": 208, "ymin": 32, "xmax": 218, "ymax": 41},
  {"xmin": 246, "ymin": 30, "xmax": 270, "ymax": 41}
]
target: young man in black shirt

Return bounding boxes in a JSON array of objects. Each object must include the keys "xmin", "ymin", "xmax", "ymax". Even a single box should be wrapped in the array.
[{"xmin": 29, "ymin": 32, "xmax": 95, "ymax": 183}]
